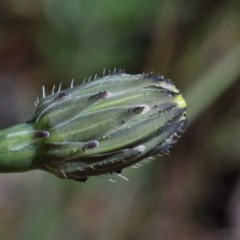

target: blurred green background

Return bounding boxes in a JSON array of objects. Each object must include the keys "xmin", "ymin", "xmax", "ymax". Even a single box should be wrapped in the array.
[{"xmin": 0, "ymin": 0, "xmax": 240, "ymax": 239}]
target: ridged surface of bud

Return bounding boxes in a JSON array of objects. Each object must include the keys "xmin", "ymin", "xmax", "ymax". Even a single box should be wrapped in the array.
[
  {"xmin": 26, "ymin": 72, "xmax": 187, "ymax": 181},
  {"xmin": 0, "ymin": 71, "xmax": 187, "ymax": 182}
]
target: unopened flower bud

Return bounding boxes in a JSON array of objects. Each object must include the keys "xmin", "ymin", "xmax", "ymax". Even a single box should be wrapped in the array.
[{"xmin": 0, "ymin": 71, "xmax": 187, "ymax": 182}]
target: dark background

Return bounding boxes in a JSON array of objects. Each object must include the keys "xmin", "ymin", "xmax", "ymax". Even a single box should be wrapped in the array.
[{"xmin": 0, "ymin": 0, "xmax": 240, "ymax": 239}]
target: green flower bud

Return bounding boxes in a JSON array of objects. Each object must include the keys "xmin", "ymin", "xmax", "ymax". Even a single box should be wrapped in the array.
[{"xmin": 0, "ymin": 71, "xmax": 187, "ymax": 182}]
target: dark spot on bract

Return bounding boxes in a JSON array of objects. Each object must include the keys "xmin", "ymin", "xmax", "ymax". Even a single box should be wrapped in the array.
[
  {"xmin": 56, "ymin": 92, "xmax": 69, "ymax": 99},
  {"xmin": 83, "ymin": 140, "xmax": 99, "ymax": 150},
  {"xmin": 34, "ymin": 131, "xmax": 49, "ymax": 139},
  {"xmin": 90, "ymin": 91, "xmax": 110, "ymax": 99},
  {"xmin": 76, "ymin": 177, "xmax": 88, "ymax": 182},
  {"xmin": 145, "ymin": 72, "xmax": 165, "ymax": 81},
  {"xmin": 131, "ymin": 106, "xmax": 145, "ymax": 114}
]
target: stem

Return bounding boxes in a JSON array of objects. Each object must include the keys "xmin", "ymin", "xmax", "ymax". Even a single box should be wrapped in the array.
[
  {"xmin": 185, "ymin": 44, "xmax": 240, "ymax": 121},
  {"xmin": 0, "ymin": 124, "xmax": 37, "ymax": 172}
]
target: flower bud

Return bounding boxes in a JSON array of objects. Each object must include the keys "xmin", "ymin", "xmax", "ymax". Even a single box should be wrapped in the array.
[{"xmin": 29, "ymin": 71, "xmax": 187, "ymax": 182}]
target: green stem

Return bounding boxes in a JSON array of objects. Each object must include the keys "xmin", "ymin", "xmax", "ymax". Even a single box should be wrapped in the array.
[{"xmin": 0, "ymin": 124, "xmax": 37, "ymax": 172}]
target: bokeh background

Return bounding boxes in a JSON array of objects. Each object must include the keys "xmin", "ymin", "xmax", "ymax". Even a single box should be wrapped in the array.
[{"xmin": 0, "ymin": 0, "xmax": 240, "ymax": 239}]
